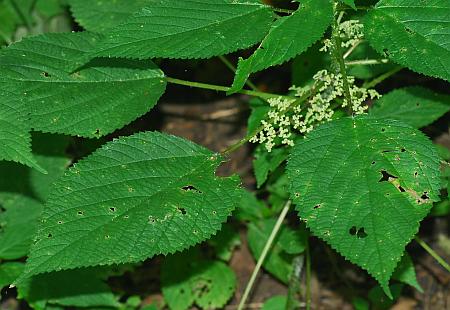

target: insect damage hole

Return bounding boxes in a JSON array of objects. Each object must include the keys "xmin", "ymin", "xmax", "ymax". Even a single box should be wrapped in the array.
[
  {"xmin": 181, "ymin": 185, "xmax": 202, "ymax": 194},
  {"xmin": 378, "ymin": 170, "xmax": 397, "ymax": 182},
  {"xmin": 177, "ymin": 207, "xmax": 187, "ymax": 215},
  {"xmin": 349, "ymin": 226, "xmax": 368, "ymax": 239}
]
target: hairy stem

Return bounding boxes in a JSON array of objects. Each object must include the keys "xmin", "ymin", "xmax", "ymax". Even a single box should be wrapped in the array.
[
  {"xmin": 332, "ymin": 3, "xmax": 352, "ymax": 106},
  {"xmin": 343, "ymin": 39, "xmax": 362, "ymax": 59},
  {"xmin": 305, "ymin": 239, "xmax": 312, "ymax": 310},
  {"xmin": 238, "ymin": 201, "xmax": 292, "ymax": 310},
  {"xmin": 165, "ymin": 76, "xmax": 293, "ymax": 101},
  {"xmin": 286, "ymin": 255, "xmax": 304, "ymax": 310},
  {"xmin": 363, "ymin": 66, "xmax": 402, "ymax": 89},
  {"xmin": 345, "ymin": 59, "xmax": 389, "ymax": 66},
  {"xmin": 415, "ymin": 236, "xmax": 450, "ymax": 273}
]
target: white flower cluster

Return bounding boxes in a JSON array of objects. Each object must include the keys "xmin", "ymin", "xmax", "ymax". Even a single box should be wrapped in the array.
[
  {"xmin": 250, "ymin": 70, "xmax": 381, "ymax": 152},
  {"xmin": 321, "ymin": 19, "xmax": 364, "ymax": 52},
  {"xmin": 249, "ymin": 97, "xmax": 296, "ymax": 152}
]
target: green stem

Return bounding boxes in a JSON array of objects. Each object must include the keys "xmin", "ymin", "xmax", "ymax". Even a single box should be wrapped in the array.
[
  {"xmin": 237, "ymin": 201, "xmax": 292, "ymax": 310},
  {"xmin": 165, "ymin": 77, "xmax": 293, "ymax": 101},
  {"xmin": 415, "ymin": 236, "xmax": 450, "ymax": 273},
  {"xmin": 272, "ymin": 7, "xmax": 295, "ymax": 14},
  {"xmin": 362, "ymin": 66, "xmax": 402, "ymax": 89},
  {"xmin": 286, "ymin": 255, "xmax": 304, "ymax": 310},
  {"xmin": 332, "ymin": 3, "xmax": 352, "ymax": 106},
  {"xmin": 345, "ymin": 59, "xmax": 389, "ymax": 66},
  {"xmin": 305, "ymin": 239, "xmax": 312, "ymax": 310},
  {"xmin": 218, "ymin": 55, "xmax": 259, "ymax": 91}
]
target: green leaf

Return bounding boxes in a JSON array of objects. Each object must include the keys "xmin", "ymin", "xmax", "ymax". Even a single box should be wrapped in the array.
[
  {"xmin": 208, "ymin": 223, "xmax": 241, "ymax": 261},
  {"xmin": 229, "ymin": 0, "xmax": 333, "ymax": 93},
  {"xmin": 0, "ymin": 262, "xmax": 25, "ymax": 289},
  {"xmin": 93, "ymin": 0, "xmax": 273, "ymax": 60},
  {"xmin": 248, "ymin": 218, "xmax": 303, "ymax": 283},
  {"xmin": 0, "ymin": 133, "xmax": 71, "ymax": 202},
  {"xmin": 19, "ymin": 131, "xmax": 241, "ymax": 280},
  {"xmin": 370, "ymin": 87, "xmax": 450, "ymax": 128},
  {"xmin": 340, "ymin": 0, "xmax": 356, "ymax": 9},
  {"xmin": 262, "ymin": 295, "xmax": 288, "ymax": 310},
  {"xmin": 35, "ymin": 0, "xmax": 65, "ymax": 18},
  {"xmin": 0, "ymin": 93, "xmax": 44, "ymax": 172},
  {"xmin": 0, "ymin": 32, "xmax": 166, "ymax": 137},
  {"xmin": 162, "ymin": 253, "xmax": 236, "ymax": 310},
  {"xmin": 287, "ymin": 116, "xmax": 441, "ymax": 297},
  {"xmin": 352, "ymin": 297, "xmax": 370, "ymax": 310},
  {"xmin": 0, "ymin": 195, "xmax": 42, "ymax": 260},
  {"xmin": 278, "ymin": 223, "xmax": 308, "ymax": 255},
  {"xmin": 364, "ymin": 0, "xmax": 450, "ymax": 81},
  {"xmin": 391, "ymin": 253, "xmax": 423, "ymax": 292},
  {"xmin": 68, "ymin": 0, "xmax": 152, "ymax": 32},
  {"xmin": 247, "ymin": 98, "xmax": 269, "ymax": 136},
  {"xmin": 0, "ymin": 1, "xmax": 21, "ymax": 44},
  {"xmin": 368, "ymin": 283, "xmax": 403, "ymax": 308},
  {"xmin": 254, "ymin": 145, "xmax": 288, "ymax": 188},
  {"xmin": 234, "ymin": 190, "xmax": 270, "ymax": 222},
  {"xmin": 17, "ymin": 268, "xmax": 119, "ymax": 308}
]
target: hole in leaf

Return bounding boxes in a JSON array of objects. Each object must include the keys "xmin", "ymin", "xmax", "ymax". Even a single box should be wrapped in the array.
[
  {"xmin": 57, "ymin": 221, "xmax": 63, "ymax": 224},
  {"xmin": 181, "ymin": 185, "xmax": 202, "ymax": 194},
  {"xmin": 378, "ymin": 170, "xmax": 397, "ymax": 182},
  {"xmin": 47, "ymin": 233, "xmax": 52, "ymax": 238},
  {"xmin": 295, "ymin": 192, "xmax": 300, "ymax": 198},
  {"xmin": 371, "ymin": 161, "xmax": 376, "ymax": 165},
  {"xmin": 41, "ymin": 71, "xmax": 51, "ymax": 78},
  {"xmin": 383, "ymin": 48, "xmax": 390, "ymax": 57},
  {"xmin": 405, "ymin": 27, "xmax": 413, "ymax": 34},
  {"xmin": 398, "ymin": 185, "xmax": 406, "ymax": 192},
  {"xmin": 148, "ymin": 216, "xmax": 156, "ymax": 224},
  {"xmin": 109, "ymin": 207, "xmax": 116, "ymax": 212},
  {"xmin": 178, "ymin": 207, "xmax": 187, "ymax": 215},
  {"xmin": 77, "ymin": 211, "xmax": 84, "ymax": 216},
  {"xmin": 356, "ymin": 227, "xmax": 368, "ymax": 238},
  {"xmin": 314, "ymin": 204, "xmax": 321, "ymax": 209},
  {"xmin": 349, "ymin": 226, "xmax": 367, "ymax": 238},
  {"xmin": 94, "ymin": 129, "xmax": 100, "ymax": 136},
  {"xmin": 421, "ymin": 192, "xmax": 429, "ymax": 200},
  {"xmin": 414, "ymin": 171, "xmax": 418, "ymax": 177}
]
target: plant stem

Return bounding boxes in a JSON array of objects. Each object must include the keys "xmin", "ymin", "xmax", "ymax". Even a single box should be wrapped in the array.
[
  {"xmin": 343, "ymin": 39, "xmax": 362, "ymax": 59},
  {"xmin": 286, "ymin": 255, "xmax": 304, "ymax": 310},
  {"xmin": 165, "ymin": 76, "xmax": 293, "ymax": 101},
  {"xmin": 237, "ymin": 201, "xmax": 292, "ymax": 310},
  {"xmin": 332, "ymin": 3, "xmax": 352, "ymax": 106},
  {"xmin": 218, "ymin": 55, "xmax": 259, "ymax": 91},
  {"xmin": 305, "ymin": 239, "xmax": 312, "ymax": 310},
  {"xmin": 362, "ymin": 66, "xmax": 402, "ymax": 88},
  {"xmin": 272, "ymin": 7, "xmax": 295, "ymax": 14},
  {"xmin": 221, "ymin": 134, "xmax": 254, "ymax": 156},
  {"xmin": 415, "ymin": 236, "xmax": 450, "ymax": 273},
  {"xmin": 345, "ymin": 59, "xmax": 389, "ymax": 66}
]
